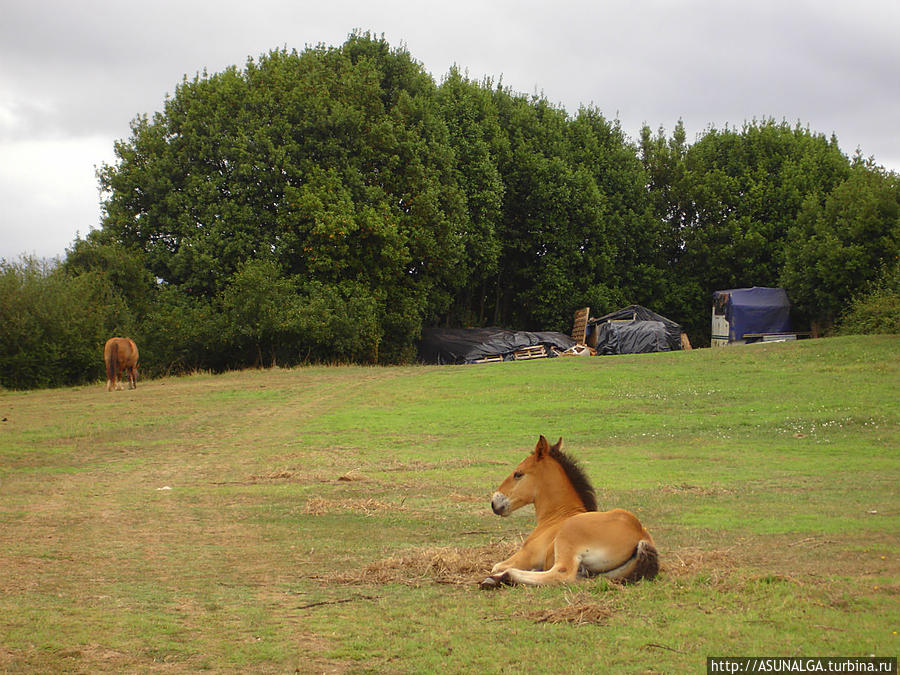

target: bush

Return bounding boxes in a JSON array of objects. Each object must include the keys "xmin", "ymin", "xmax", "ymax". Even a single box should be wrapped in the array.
[
  {"xmin": 0, "ymin": 257, "xmax": 130, "ymax": 389},
  {"xmin": 838, "ymin": 260, "xmax": 900, "ymax": 335}
]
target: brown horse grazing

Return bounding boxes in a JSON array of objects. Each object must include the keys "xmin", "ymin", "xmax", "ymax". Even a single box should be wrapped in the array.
[
  {"xmin": 104, "ymin": 337, "xmax": 139, "ymax": 391},
  {"xmin": 480, "ymin": 435, "xmax": 658, "ymax": 588}
]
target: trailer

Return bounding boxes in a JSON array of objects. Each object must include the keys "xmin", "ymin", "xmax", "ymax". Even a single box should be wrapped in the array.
[{"xmin": 711, "ymin": 287, "xmax": 802, "ymax": 346}]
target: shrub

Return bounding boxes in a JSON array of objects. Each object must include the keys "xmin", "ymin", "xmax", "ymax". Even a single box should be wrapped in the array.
[
  {"xmin": 838, "ymin": 260, "xmax": 900, "ymax": 335},
  {"xmin": 0, "ymin": 257, "xmax": 129, "ymax": 389}
]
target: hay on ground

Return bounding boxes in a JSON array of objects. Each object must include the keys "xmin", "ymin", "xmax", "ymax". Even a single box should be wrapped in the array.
[
  {"xmin": 517, "ymin": 590, "xmax": 620, "ymax": 625},
  {"xmin": 332, "ymin": 540, "xmax": 519, "ymax": 586},
  {"xmin": 302, "ymin": 496, "xmax": 405, "ymax": 516}
]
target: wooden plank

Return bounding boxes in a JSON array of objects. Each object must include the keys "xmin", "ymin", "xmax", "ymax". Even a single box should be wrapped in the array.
[
  {"xmin": 512, "ymin": 346, "xmax": 547, "ymax": 360},
  {"xmin": 473, "ymin": 354, "xmax": 504, "ymax": 364},
  {"xmin": 743, "ymin": 332, "xmax": 812, "ymax": 338},
  {"xmin": 571, "ymin": 307, "xmax": 590, "ymax": 344}
]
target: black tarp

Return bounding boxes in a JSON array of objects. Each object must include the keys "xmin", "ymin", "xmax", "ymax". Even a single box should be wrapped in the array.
[
  {"xmin": 588, "ymin": 305, "xmax": 683, "ymax": 354},
  {"xmin": 592, "ymin": 320, "xmax": 671, "ymax": 355},
  {"xmin": 418, "ymin": 327, "xmax": 576, "ymax": 365}
]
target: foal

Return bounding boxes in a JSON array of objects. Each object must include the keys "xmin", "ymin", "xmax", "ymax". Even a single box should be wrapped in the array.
[{"xmin": 481, "ymin": 435, "xmax": 658, "ymax": 588}]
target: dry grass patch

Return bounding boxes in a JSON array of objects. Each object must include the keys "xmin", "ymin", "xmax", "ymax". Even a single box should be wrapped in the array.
[
  {"xmin": 294, "ymin": 634, "xmax": 351, "ymax": 675},
  {"xmin": 329, "ymin": 543, "xmax": 744, "ymax": 590},
  {"xmin": 517, "ymin": 589, "xmax": 621, "ymax": 625},
  {"xmin": 330, "ymin": 540, "xmax": 520, "ymax": 586},
  {"xmin": 448, "ymin": 492, "xmax": 484, "ymax": 503},
  {"xmin": 663, "ymin": 546, "xmax": 740, "ymax": 582},
  {"xmin": 301, "ymin": 496, "xmax": 406, "ymax": 516},
  {"xmin": 237, "ymin": 468, "xmax": 372, "ymax": 485},
  {"xmin": 657, "ymin": 482, "xmax": 734, "ymax": 496}
]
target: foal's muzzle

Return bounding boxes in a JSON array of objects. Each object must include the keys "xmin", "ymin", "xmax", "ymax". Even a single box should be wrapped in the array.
[{"xmin": 491, "ymin": 492, "xmax": 510, "ymax": 516}]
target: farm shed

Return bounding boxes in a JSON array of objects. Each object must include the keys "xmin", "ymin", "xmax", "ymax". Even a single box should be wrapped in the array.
[
  {"xmin": 711, "ymin": 287, "xmax": 794, "ymax": 346},
  {"xmin": 418, "ymin": 327, "xmax": 575, "ymax": 365},
  {"xmin": 586, "ymin": 305, "xmax": 685, "ymax": 355}
]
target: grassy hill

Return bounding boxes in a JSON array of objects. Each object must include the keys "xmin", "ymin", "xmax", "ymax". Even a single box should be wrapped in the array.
[{"xmin": 1, "ymin": 336, "xmax": 897, "ymax": 672}]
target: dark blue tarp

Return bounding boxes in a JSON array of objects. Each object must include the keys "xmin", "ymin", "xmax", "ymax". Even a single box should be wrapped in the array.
[{"xmin": 713, "ymin": 287, "xmax": 791, "ymax": 341}]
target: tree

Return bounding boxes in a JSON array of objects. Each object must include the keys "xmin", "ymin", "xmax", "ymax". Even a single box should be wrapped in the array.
[
  {"xmin": 482, "ymin": 91, "xmax": 653, "ymax": 332},
  {"xmin": 436, "ymin": 68, "xmax": 505, "ymax": 325},
  {"xmin": 781, "ymin": 160, "xmax": 900, "ymax": 331},
  {"xmin": 96, "ymin": 33, "xmax": 471, "ymax": 363},
  {"xmin": 569, "ymin": 108, "xmax": 660, "ymax": 314},
  {"xmin": 639, "ymin": 120, "xmax": 701, "ymax": 332},
  {"xmin": 64, "ymin": 233, "xmax": 156, "ymax": 323},
  {"xmin": 645, "ymin": 120, "xmax": 851, "ymax": 342}
]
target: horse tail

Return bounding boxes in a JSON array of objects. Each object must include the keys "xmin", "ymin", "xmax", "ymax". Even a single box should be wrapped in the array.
[
  {"xmin": 106, "ymin": 340, "xmax": 118, "ymax": 389},
  {"xmin": 605, "ymin": 540, "xmax": 659, "ymax": 583}
]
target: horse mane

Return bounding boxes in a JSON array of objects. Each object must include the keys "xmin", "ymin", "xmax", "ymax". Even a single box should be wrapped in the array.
[{"xmin": 549, "ymin": 446, "xmax": 598, "ymax": 512}]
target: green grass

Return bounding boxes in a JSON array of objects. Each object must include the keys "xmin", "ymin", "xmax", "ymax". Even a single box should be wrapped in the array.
[{"xmin": 0, "ymin": 335, "xmax": 897, "ymax": 673}]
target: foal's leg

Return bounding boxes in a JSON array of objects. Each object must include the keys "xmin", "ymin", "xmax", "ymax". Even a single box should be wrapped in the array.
[
  {"xmin": 483, "ymin": 539, "xmax": 580, "ymax": 588},
  {"xmin": 489, "ymin": 545, "xmax": 544, "ymax": 575},
  {"xmin": 501, "ymin": 539, "xmax": 581, "ymax": 586},
  {"xmin": 482, "ymin": 539, "xmax": 555, "ymax": 588},
  {"xmin": 503, "ymin": 563, "xmax": 580, "ymax": 586}
]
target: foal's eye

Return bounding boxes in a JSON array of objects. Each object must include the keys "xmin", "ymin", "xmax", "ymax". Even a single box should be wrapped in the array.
[{"xmin": 513, "ymin": 471, "xmax": 524, "ymax": 479}]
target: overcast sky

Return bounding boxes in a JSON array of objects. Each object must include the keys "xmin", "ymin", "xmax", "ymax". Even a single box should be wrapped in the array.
[{"xmin": 2, "ymin": 0, "xmax": 899, "ymax": 261}]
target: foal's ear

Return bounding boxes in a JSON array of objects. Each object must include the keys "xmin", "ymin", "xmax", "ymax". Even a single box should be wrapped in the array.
[
  {"xmin": 550, "ymin": 437, "xmax": 563, "ymax": 452},
  {"xmin": 535, "ymin": 435, "xmax": 550, "ymax": 459}
]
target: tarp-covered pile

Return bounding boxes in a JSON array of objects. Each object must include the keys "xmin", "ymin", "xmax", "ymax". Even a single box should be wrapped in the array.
[
  {"xmin": 418, "ymin": 328, "xmax": 575, "ymax": 365},
  {"xmin": 588, "ymin": 305, "xmax": 684, "ymax": 355},
  {"xmin": 712, "ymin": 287, "xmax": 791, "ymax": 342}
]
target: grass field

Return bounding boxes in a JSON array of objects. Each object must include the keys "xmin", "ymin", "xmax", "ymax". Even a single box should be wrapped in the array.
[{"xmin": 1, "ymin": 335, "xmax": 897, "ymax": 673}]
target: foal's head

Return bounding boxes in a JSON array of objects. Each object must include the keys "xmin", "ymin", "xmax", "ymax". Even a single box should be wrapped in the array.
[{"xmin": 490, "ymin": 435, "xmax": 597, "ymax": 516}]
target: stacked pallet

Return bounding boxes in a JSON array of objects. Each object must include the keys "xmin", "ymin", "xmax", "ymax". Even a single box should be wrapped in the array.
[
  {"xmin": 512, "ymin": 345, "xmax": 547, "ymax": 360},
  {"xmin": 571, "ymin": 307, "xmax": 590, "ymax": 345}
]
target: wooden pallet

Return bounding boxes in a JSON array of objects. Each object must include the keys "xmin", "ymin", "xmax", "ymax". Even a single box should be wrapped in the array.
[
  {"xmin": 473, "ymin": 354, "xmax": 504, "ymax": 364},
  {"xmin": 512, "ymin": 345, "xmax": 547, "ymax": 360},
  {"xmin": 571, "ymin": 307, "xmax": 590, "ymax": 344}
]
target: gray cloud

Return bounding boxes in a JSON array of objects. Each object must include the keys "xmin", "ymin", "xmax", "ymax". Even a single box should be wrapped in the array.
[{"xmin": 2, "ymin": 0, "xmax": 899, "ymax": 260}]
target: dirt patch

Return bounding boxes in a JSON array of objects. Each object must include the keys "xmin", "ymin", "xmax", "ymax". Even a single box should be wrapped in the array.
[
  {"xmin": 657, "ymin": 483, "xmax": 734, "ymax": 496},
  {"xmin": 662, "ymin": 547, "xmax": 740, "ymax": 582},
  {"xmin": 231, "ymin": 469, "xmax": 373, "ymax": 485},
  {"xmin": 335, "ymin": 470, "xmax": 368, "ymax": 482},
  {"xmin": 302, "ymin": 496, "xmax": 406, "ymax": 516},
  {"xmin": 448, "ymin": 493, "xmax": 485, "ymax": 503}
]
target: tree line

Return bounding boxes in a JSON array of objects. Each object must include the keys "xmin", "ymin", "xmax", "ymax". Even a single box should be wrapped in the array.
[{"xmin": 2, "ymin": 32, "xmax": 898, "ymax": 389}]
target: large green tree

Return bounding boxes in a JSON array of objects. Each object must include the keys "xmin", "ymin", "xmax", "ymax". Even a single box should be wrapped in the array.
[
  {"xmin": 781, "ymin": 159, "xmax": 900, "ymax": 331},
  {"xmin": 96, "ymin": 33, "xmax": 469, "ymax": 363},
  {"xmin": 642, "ymin": 119, "xmax": 852, "ymax": 341},
  {"xmin": 477, "ymin": 91, "xmax": 654, "ymax": 332},
  {"xmin": 435, "ymin": 68, "xmax": 505, "ymax": 326}
]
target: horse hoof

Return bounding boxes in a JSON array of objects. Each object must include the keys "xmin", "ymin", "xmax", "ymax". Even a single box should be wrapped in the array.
[{"xmin": 479, "ymin": 576, "xmax": 501, "ymax": 590}]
